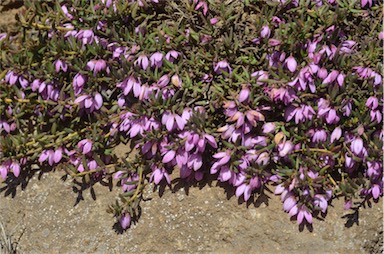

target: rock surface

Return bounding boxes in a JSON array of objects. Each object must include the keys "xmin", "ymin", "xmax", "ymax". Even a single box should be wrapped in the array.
[{"xmin": 0, "ymin": 171, "xmax": 382, "ymax": 254}]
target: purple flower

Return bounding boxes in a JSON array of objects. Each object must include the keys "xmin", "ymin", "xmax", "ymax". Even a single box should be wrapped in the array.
[
  {"xmin": 238, "ymin": 85, "xmax": 250, "ymax": 103},
  {"xmin": 195, "ymin": 0, "xmax": 208, "ymax": 16},
  {"xmin": 361, "ymin": 0, "xmax": 372, "ymax": 7},
  {"xmin": 0, "ymin": 33, "xmax": 6, "ymax": 41},
  {"xmin": 262, "ymin": 122, "xmax": 276, "ymax": 134},
  {"xmin": 297, "ymin": 205, "xmax": 312, "ymax": 224},
  {"xmin": 214, "ymin": 60, "xmax": 232, "ymax": 74},
  {"xmin": 55, "ymin": 59, "xmax": 68, "ymax": 73},
  {"xmin": 317, "ymin": 98, "xmax": 340, "ymax": 124},
  {"xmin": 310, "ymin": 129, "xmax": 327, "ymax": 143},
  {"xmin": 313, "ymin": 194, "xmax": 328, "ymax": 213},
  {"xmin": 74, "ymin": 93, "xmax": 103, "ymax": 112},
  {"xmin": 322, "ymin": 70, "xmax": 339, "ymax": 84},
  {"xmin": 161, "ymin": 110, "xmax": 188, "ymax": 131},
  {"xmin": 73, "ymin": 73, "xmax": 87, "ymax": 95},
  {"xmin": 370, "ymin": 110, "xmax": 382, "ymax": 123},
  {"xmin": 317, "ymin": 68, "xmax": 328, "ymax": 79},
  {"xmin": 268, "ymin": 39, "xmax": 281, "ymax": 46},
  {"xmin": 260, "ymin": 25, "xmax": 271, "ymax": 39},
  {"xmin": 285, "ymin": 104, "xmax": 315, "ymax": 123},
  {"xmin": 285, "ymin": 56, "xmax": 297, "ymax": 72},
  {"xmin": 210, "ymin": 17, "xmax": 219, "ymax": 25},
  {"xmin": 135, "ymin": 55, "xmax": 149, "ymax": 70},
  {"xmin": 236, "ymin": 183, "xmax": 253, "ymax": 201},
  {"xmin": 77, "ymin": 139, "xmax": 93, "ymax": 154},
  {"xmin": 76, "ymin": 29, "xmax": 95, "ymax": 45},
  {"xmin": 150, "ymin": 165, "xmax": 171, "ymax": 185},
  {"xmin": 86, "ymin": 59, "xmax": 108, "ymax": 76},
  {"xmin": 278, "ymin": 140, "xmax": 294, "ymax": 157},
  {"xmin": 5, "ymin": 70, "xmax": 18, "ymax": 85},
  {"xmin": 330, "ymin": 127, "xmax": 342, "ymax": 143},
  {"xmin": 366, "ymin": 96, "xmax": 378, "ymax": 110},
  {"xmin": 119, "ymin": 213, "xmax": 131, "ymax": 229},
  {"xmin": 342, "ymin": 100, "xmax": 352, "ymax": 117},
  {"xmin": 39, "ymin": 148, "xmax": 63, "ymax": 166},
  {"xmin": 165, "ymin": 50, "xmax": 179, "ymax": 63},
  {"xmin": 370, "ymin": 184, "xmax": 381, "ymax": 199},
  {"xmin": 251, "ymin": 70, "xmax": 269, "ymax": 85},
  {"xmin": 157, "ymin": 74, "xmax": 170, "ymax": 87},
  {"xmin": 350, "ymin": 137, "xmax": 364, "ymax": 155},
  {"xmin": 150, "ymin": 52, "xmax": 163, "ymax": 68},
  {"xmin": 379, "ymin": 32, "xmax": 384, "ymax": 40}
]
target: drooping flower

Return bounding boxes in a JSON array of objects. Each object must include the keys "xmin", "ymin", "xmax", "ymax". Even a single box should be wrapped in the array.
[
  {"xmin": 73, "ymin": 73, "xmax": 87, "ymax": 95},
  {"xmin": 150, "ymin": 52, "xmax": 163, "ymax": 68},
  {"xmin": 39, "ymin": 148, "xmax": 63, "ymax": 166},
  {"xmin": 86, "ymin": 59, "xmax": 109, "ymax": 76},
  {"xmin": 149, "ymin": 164, "xmax": 171, "ymax": 185},
  {"xmin": 135, "ymin": 55, "xmax": 149, "ymax": 70},
  {"xmin": 285, "ymin": 56, "xmax": 297, "ymax": 72},
  {"xmin": 260, "ymin": 25, "xmax": 271, "ymax": 39},
  {"xmin": 54, "ymin": 59, "xmax": 68, "ymax": 73},
  {"xmin": 77, "ymin": 139, "xmax": 93, "ymax": 154},
  {"xmin": 76, "ymin": 29, "xmax": 95, "ymax": 45},
  {"xmin": 330, "ymin": 127, "xmax": 342, "ymax": 143},
  {"xmin": 214, "ymin": 60, "xmax": 232, "ymax": 74},
  {"xmin": 165, "ymin": 50, "xmax": 179, "ymax": 62},
  {"xmin": 119, "ymin": 213, "xmax": 131, "ymax": 229}
]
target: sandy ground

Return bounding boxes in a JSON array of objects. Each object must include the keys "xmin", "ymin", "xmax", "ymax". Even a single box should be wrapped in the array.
[{"xmin": 0, "ymin": 170, "xmax": 382, "ymax": 254}]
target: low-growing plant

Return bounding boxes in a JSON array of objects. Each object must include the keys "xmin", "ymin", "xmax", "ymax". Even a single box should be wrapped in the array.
[{"xmin": 0, "ymin": 0, "xmax": 382, "ymax": 231}]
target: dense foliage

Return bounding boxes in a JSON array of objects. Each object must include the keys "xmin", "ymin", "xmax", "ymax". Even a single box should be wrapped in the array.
[{"xmin": 0, "ymin": 0, "xmax": 382, "ymax": 230}]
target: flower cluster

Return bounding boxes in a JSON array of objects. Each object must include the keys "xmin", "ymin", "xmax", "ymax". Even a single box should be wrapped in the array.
[{"xmin": 0, "ymin": 0, "xmax": 382, "ymax": 231}]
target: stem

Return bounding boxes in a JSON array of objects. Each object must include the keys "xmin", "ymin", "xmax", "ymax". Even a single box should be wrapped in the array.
[
  {"xmin": 294, "ymin": 148, "xmax": 333, "ymax": 154},
  {"xmin": 125, "ymin": 167, "xmax": 144, "ymax": 206},
  {"xmin": 327, "ymin": 173, "xmax": 337, "ymax": 187}
]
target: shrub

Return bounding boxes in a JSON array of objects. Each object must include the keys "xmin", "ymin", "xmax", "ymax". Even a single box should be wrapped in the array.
[{"xmin": 0, "ymin": 0, "xmax": 382, "ymax": 230}]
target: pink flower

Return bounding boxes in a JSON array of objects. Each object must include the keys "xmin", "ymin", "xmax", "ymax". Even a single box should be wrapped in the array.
[
  {"xmin": 135, "ymin": 55, "xmax": 149, "ymax": 70},
  {"xmin": 210, "ymin": 17, "xmax": 219, "ymax": 25},
  {"xmin": 161, "ymin": 110, "xmax": 188, "ymax": 131},
  {"xmin": 278, "ymin": 140, "xmax": 294, "ymax": 157},
  {"xmin": 313, "ymin": 194, "xmax": 328, "ymax": 213},
  {"xmin": 238, "ymin": 85, "xmax": 250, "ymax": 103},
  {"xmin": 39, "ymin": 148, "xmax": 63, "ymax": 166},
  {"xmin": 73, "ymin": 73, "xmax": 87, "ymax": 95},
  {"xmin": 150, "ymin": 52, "xmax": 163, "ymax": 68},
  {"xmin": 86, "ymin": 59, "xmax": 109, "ymax": 76},
  {"xmin": 268, "ymin": 39, "xmax": 281, "ymax": 46},
  {"xmin": 54, "ymin": 59, "xmax": 68, "ymax": 73},
  {"xmin": 297, "ymin": 205, "xmax": 312, "ymax": 224},
  {"xmin": 350, "ymin": 138, "xmax": 364, "ymax": 155},
  {"xmin": 330, "ymin": 127, "xmax": 342, "ymax": 143},
  {"xmin": 165, "ymin": 50, "xmax": 179, "ymax": 62},
  {"xmin": 285, "ymin": 56, "xmax": 297, "ymax": 72},
  {"xmin": 77, "ymin": 139, "xmax": 93, "ymax": 154},
  {"xmin": 262, "ymin": 122, "xmax": 276, "ymax": 134},
  {"xmin": 195, "ymin": 1, "xmax": 208, "ymax": 16},
  {"xmin": 260, "ymin": 25, "xmax": 271, "ymax": 39},
  {"xmin": 119, "ymin": 213, "xmax": 131, "ymax": 229},
  {"xmin": 74, "ymin": 93, "xmax": 103, "ymax": 112},
  {"xmin": 366, "ymin": 96, "xmax": 378, "ymax": 110},
  {"xmin": 251, "ymin": 70, "xmax": 269, "ymax": 85},
  {"xmin": 76, "ymin": 29, "xmax": 94, "ymax": 45},
  {"xmin": 149, "ymin": 165, "xmax": 171, "ymax": 185},
  {"xmin": 214, "ymin": 60, "xmax": 232, "ymax": 74},
  {"xmin": 361, "ymin": 0, "xmax": 372, "ymax": 8}
]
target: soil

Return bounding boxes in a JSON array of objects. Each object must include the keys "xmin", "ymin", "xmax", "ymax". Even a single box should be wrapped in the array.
[{"xmin": 0, "ymin": 2, "xmax": 383, "ymax": 254}]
